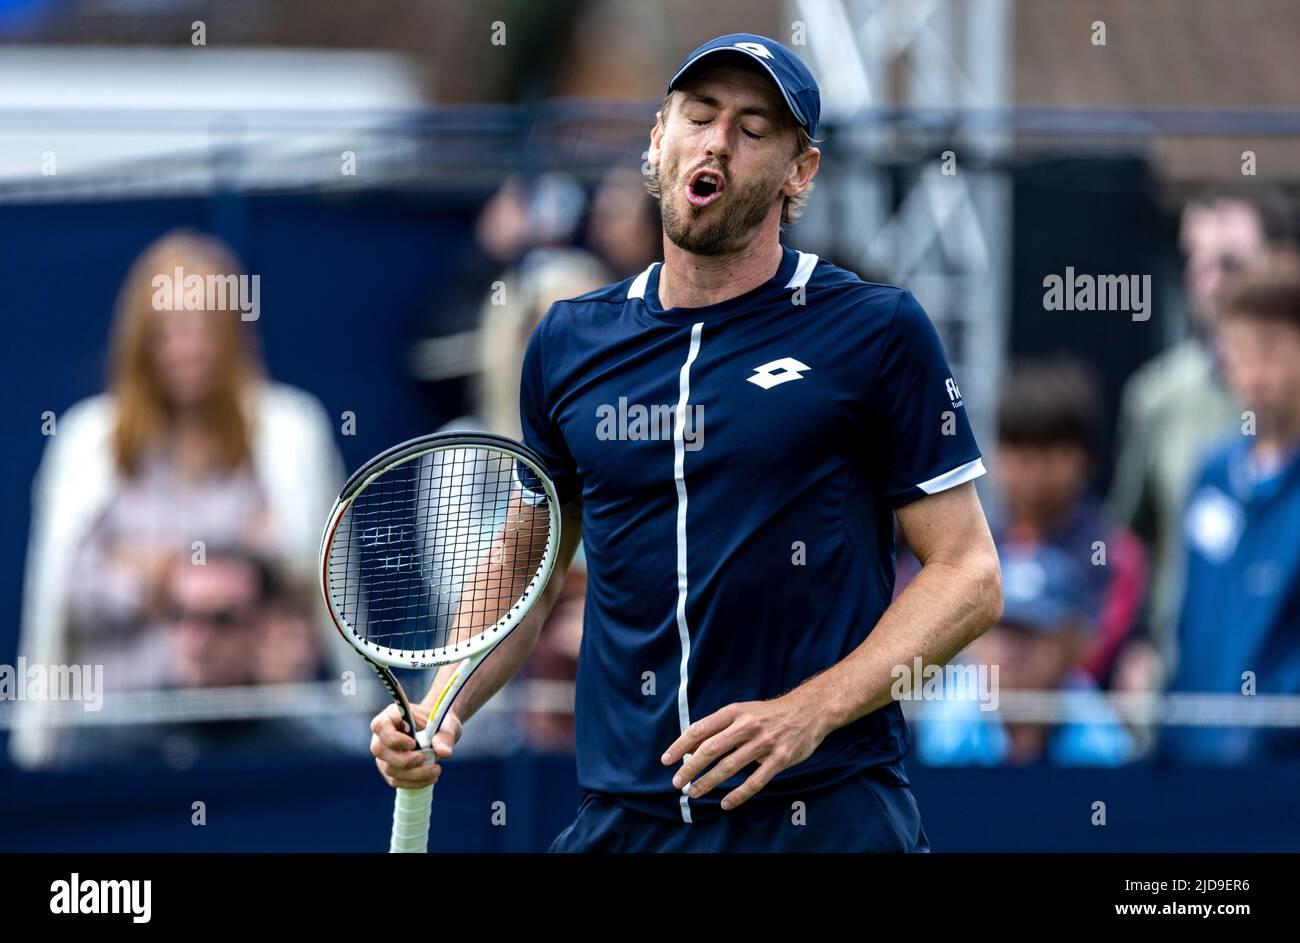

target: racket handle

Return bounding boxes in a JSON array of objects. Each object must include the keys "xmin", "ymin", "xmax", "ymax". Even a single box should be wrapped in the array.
[
  {"xmin": 388, "ymin": 663, "xmax": 472, "ymax": 852},
  {"xmin": 390, "ymin": 688, "xmax": 453, "ymax": 853},
  {"xmin": 390, "ymin": 782, "xmax": 435, "ymax": 853}
]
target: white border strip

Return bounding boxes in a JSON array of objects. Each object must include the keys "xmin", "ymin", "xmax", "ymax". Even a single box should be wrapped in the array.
[{"xmin": 916, "ymin": 457, "xmax": 987, "ymax": 495}]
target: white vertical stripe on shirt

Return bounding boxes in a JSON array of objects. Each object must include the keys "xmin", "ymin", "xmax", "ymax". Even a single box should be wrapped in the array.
[{"xmin": 672, "ymin": 321, "xmax": 703, "ymax": 824}]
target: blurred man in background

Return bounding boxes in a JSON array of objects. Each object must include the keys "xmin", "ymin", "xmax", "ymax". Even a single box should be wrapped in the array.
[
  {"xmin": 167, "ymin": 551, "xmax": 271, "ymax": 690},
  {"xmin": 919, "ymin": 543, "xmax": 1134, "ymax": 767},
  {"xmin": 1160, "ymin": 263, "xmax": 1300, "ymax": 766},
  {"xmin": 167, "ymin": 549, "xmax": 321, "ymax": 690},
  {"xmin": 51, "ymin": 546, "xmax": 326, "ymax": 768},
  {"xmin": 898, "ymin": 357, "xmax": 1147, "ymax": 694},
  {"xmin": 995, "ymin": 358, "xmax": 1147, "ymax": 689},
  {"xmin": 586, "ymin": 164, "xmax": 663, "ymax": 279},
  {"xmin": 1109, "ymin": 192, "xmax": 1299, "ymax": 685}
]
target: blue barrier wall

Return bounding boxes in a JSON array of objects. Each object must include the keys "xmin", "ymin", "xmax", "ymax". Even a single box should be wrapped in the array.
[{"xmin": 3, "ymin": 753, "xmax": 1298, "ymax": 852}]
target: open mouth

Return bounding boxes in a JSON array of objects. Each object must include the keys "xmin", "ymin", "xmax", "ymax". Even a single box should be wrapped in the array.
[{"xmin": 686, "ymin": 167, "xmax": 726, "ymax": 208}]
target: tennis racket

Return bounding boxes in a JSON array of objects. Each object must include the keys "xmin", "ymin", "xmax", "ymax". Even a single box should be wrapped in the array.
[{"xmin": 319, "ymin": 431, "xmax": 561, "ymax": 853}]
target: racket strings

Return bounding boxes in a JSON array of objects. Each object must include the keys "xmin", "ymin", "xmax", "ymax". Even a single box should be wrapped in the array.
[{"xmin": 326, "ymin": 446, "xmax": 552, "ymax": 656}]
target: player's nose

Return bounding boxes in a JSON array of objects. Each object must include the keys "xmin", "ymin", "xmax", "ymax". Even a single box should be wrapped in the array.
[{"xmin": 701, "ymin": 118, "xmax": 734, "ymax": 161}]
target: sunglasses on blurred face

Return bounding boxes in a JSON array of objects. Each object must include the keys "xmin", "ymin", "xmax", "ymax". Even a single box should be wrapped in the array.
[{"xmin": 166, "ymin": 605, "xmax": 256, "ymax": 629}]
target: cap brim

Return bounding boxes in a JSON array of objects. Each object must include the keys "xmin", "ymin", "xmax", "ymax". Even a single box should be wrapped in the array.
[
  {"xmin": 999, "ymin": 602, "xmax": 1071, "ymax": 634},
  {"xmin": 668, "ymin": 47, "xmax": 808, "ymax": 131}
]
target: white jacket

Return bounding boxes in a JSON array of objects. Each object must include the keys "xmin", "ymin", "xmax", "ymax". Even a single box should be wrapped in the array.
[{"xmin": 12, "ymin": 382, "xmax": 346, "ymax": 768}]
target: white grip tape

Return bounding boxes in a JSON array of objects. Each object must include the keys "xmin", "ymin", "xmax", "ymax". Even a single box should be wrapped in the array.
[
  {"xmin": 389, "ymin": 668, "xmax": 463, "ymax": 853},
  {"xmin": 390, "ymin": 782, "xmax": 435, "ymax": 853}
]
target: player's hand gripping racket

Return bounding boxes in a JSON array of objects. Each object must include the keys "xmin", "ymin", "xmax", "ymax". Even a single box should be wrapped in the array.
[{"xmin": 319, "ymin": 432, "xmax": 561, "ymax": 852}]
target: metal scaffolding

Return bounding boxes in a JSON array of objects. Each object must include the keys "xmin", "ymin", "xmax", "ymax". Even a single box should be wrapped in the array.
[{"xmin": 791, "ymin": 0, "xmax": 1013, "ymax": 491}]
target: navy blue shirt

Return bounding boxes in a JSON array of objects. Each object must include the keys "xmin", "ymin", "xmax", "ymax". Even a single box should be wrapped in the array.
[{"xmin": 519, "ymin": 246, "xmax": 984, "ymax": 821}]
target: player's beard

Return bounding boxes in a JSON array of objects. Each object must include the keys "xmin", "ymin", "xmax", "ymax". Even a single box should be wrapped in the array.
[{"xmin": 658, "ymin": 157, "xmax": 780, "ymax": 257}]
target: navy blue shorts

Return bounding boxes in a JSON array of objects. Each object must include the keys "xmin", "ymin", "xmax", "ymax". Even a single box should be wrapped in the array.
[{"xmin": 549, "ymin": 771, "xmax": 931, "ymax": 853}]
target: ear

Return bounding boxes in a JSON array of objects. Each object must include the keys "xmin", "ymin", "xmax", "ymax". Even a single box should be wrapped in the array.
[
  {"xmin": 647, "ymin": 112, "xmax": 665, "ymax": 173},
  {"xmin": 783, "ymin": 145, "xmax": 821, "ymax": 199}
]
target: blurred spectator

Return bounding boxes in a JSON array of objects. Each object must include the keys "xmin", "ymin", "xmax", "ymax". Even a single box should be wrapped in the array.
[
  {"xmin": 477, "ymin": 175, "xmax": 538, "ymax": 268},
  {"xmin": 1160, "ymin": 263, "xmax": 1300, "ymax": 766},
  {"xmin": 897, "ymin": 357, "xmax": 1148, "ymax": 689},
  {"xmin": 1109, "ymin": 191, "xmax": 1299, "ymax": 681},
  {"xmin": 411, "ymin": 173, "xmax": 588, "ymax": 358},
  {"xmin": 466, "ymin": 247, "xmax": 612, "ymax": 440},
  {"xmin": 61, "ymin": 548, "xmax": 331, "ymax": 769},
  {"xmin": 166, "ymin": 549, "xmax": 322, "ymax": 689},
  {"xmin": 586, "ymin": 164, "xmax": 662, "ymax": 279},
  {"xmin": 167, "ymin": 552, "xmax": 266, "ymax": 690},
  {"xmin": 442, "ymin": 247, "xmax": 611, "ymax": 751},
  {"xmin": 995, "ymin": 358, "xmax": 1147, "ymax": 687},
  {"xmin": 918, "ymin": 544, "xmax": 1135, "ymax": 767},
  {"xmin": 14, "ymin": 230, "xmax": 344, "ymax": 769}
]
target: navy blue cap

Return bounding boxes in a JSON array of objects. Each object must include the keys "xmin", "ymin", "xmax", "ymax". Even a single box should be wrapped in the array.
[
  {"xmin": 997, "ymin": 544, "xmax": 1093, "ymax": 635},
  {"xmin": 668, "ymin": 33, "xmax": 821, "ymax": 139}
]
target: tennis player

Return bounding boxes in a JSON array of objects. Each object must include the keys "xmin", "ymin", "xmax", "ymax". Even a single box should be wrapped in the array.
[{"xmin": 371, "ymin": 33, "xmax": 1003, "ymax": 852}]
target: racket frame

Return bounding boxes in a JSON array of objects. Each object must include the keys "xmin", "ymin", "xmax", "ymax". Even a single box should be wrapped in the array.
[{"xmin": 318, "ymin": 431, "xmax": 562, "ymax": 852}]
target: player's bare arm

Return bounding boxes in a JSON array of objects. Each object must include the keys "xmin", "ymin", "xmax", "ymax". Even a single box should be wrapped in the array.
[
  {"xmin": 370, "ymin": 496, "xmax": 583, "ymax": 789},
  {"xmin": 662, "ymin": 482, "xmax": 1002, "ymax": 809}
]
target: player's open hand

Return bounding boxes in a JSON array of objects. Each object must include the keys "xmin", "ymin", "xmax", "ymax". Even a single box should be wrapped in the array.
[
  {"xmin": 660, "ymin": 689, "xmax": 831, "ymax": 810},
  {"xmin": 370, "ymin": 703, "xmax": 463, "ymax": 789}
]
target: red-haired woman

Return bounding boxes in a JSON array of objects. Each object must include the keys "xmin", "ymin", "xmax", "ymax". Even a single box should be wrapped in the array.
[{"xmin": 14, "ymin": 231, "xmax": 344, "ymax": 768}]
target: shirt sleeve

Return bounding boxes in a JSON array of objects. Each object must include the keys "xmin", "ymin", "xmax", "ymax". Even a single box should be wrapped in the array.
[
  {"xmin": 518, "ymin": 309, "xmax": 582, "ymax": 505},
  {"xmin": 872, "ymin": 289, "xmax": 985, "ymax": 508}
]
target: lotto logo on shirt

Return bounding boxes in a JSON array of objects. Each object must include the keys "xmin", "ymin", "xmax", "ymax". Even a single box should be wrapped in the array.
[{"xmin": 595, "ymin": 397, "xmax": 705, "ymax": 451}]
